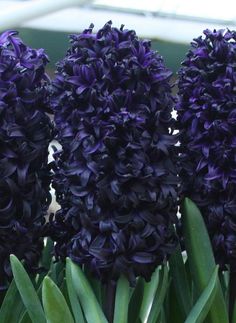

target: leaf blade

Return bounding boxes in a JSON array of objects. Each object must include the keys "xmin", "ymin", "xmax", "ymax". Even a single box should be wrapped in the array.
[
  {"xmin": 10, "ymin": 255, "xmax": 46, "ymax": 323},
  {"xmin": 146, "ymin": 265, "xmax": 169, "ymax": 323},
  {"xmin": 68, "ymin": 258, "xmax": 108, "ymax": 323},
  {"xmin": 232, "ymin": 300, "xmax": 236, "ymax": 323},
  {"xmin": 42, "ymin": 276, "xmax": 74, "ymax": 323},
  {"xmin": 169, "ymin": 244, "xmax": 192, "ymax": 317},
  {"xmin": 66, "ymin": 260, "xmax": 85, "ymax": 323},
  {"xmin": 139, "ymin": 267, "xmax": 160, "ymax": 322},
  {"xmin": 113, "ymin": 275, "xmax": 130, "ymax": 323},
  {"xmin": 128, "ymin": 278, "xmax": 144, "ymax": 323},
  {"xmin": 182, "ymin": 198, "xmax": 228, "ymax": 323},
  {"xmin": 184, "ymin": 266, "xmax": 219, "ymax": 323},
  {"xmin": 0, "ymin": 280, "xmax": 25, "ymax": 323}
]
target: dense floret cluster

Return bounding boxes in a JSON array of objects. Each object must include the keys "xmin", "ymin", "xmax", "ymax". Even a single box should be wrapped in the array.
[
  {"xmin": 0, "ymin": 31, "xmax": 53, "ymax": 288},
  {"xmin": 177, "ymin": 29, "xmax": 236, "ymax": 269},
  {"xmin": 51, "ymin": 22, "xmax": 178, "ymax": 285}
]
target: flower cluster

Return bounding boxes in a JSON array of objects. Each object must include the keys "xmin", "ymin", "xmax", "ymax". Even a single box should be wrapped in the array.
[
  {"xmin": 0, "ymin": 31, "xmax": 53, "ymax": 288},
  {"xmin": 51, "ymin": 21, "xmax": 178, "ymax": 285},
  {"xmin": 177, "ymin": 29, "xmax": 236, "ymax": 269}
]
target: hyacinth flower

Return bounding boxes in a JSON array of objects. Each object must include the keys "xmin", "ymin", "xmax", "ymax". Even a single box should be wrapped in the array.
[
  {"xmin": 177, "ymin": 29, "xmax": 236, "ymax": 272},
  {"xmin": 50, "ymin": 21, "xmax": 178, "ymax": 288},
  {"xmin": 0, "ymin": 31, "xmax": 53, "ymax": 288}
]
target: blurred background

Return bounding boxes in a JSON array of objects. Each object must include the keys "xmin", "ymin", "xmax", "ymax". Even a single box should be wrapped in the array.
[{"xmin": 1, "ymin": 0, "xmax": 236, "ymax": 75}]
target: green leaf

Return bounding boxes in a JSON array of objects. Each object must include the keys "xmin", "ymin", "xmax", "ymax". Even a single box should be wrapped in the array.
[
  {"xmin": 169, "ymin": 244, "xmax": 192, "ymax": 317},
  {"xmin": 60, "ymin": 278, "xmax": 71, "ymax": 309},
  {"xmin": 139, "ymin": 267, "xmax": 160, "ymax": 322},
  {"xmin": 113, "ymin": 275, "xmax": 130, "ymax": 323},
  {"xmin": 128, "ymin": 278, "xmax": 144, "ymax": 323},
  {"xmin": 42, "ymin": 276, "xmax": 74, "ymax": 323},
  {"xmin": 36, "ymin": 238, "xmax": 54, "ymax": 287},
  {"xmin": 146, "ymin": 265, "xmax": 169, "ymax": 323},
  {"xmin": 219, "ymin": 271, "xmax": 227, "ymax": 299},
  {"xmin": 232, "ymin": 300, "xmax": 236, "ymax": 323},
  {"xmin": 41, "ymin": 238, "xmax": 54, "ymax": 271},
  {"xmin": 182, "ymin": 198, "xmax": 228, "ymax": 323},
  {"xmin": 66, "ymin": 260, "xmax": 85, "ymax": 323},
  {"xmin": 167, "ymin": 281, "xmax": 185, "ymax": 323},
  {"xmin": 0, "ymin": 280, "xmax": 25, "ymax": 323},
  {"xmin": 10, "ymin": 255, "xmax": 46, "ymax": 323},
  {"xmin": 19, "ymin": 312, "xmax": 32, "ymax": 323},
  {"xmin": 161, "ymin": 307, "xmax": 166, "ymax": 323},
  {"xmin": 49, "ymin": 261, "xmax": 64, "ymax": 286},
  {"xmin": 84, "ymin": 267, "xmax": 102, "ymax": 305},
  {"xmin": 185, "ymin": 266, "xmax": 219, "ymax": 323},
  {"xmin": 68, "ymin": 258, "xmax": 108, "ymax": 323}
]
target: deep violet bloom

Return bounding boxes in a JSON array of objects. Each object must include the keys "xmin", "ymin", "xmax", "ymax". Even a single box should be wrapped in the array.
[
  {"xmin": 177, "ymin": 29, "xmax": 236, "ymax": 270},
  {"xmin": 51, "ymin": 21, "xmax": 178, "ymax": 285},
  {"xmin": 0, "ymin": 31, "xmax": 53, "ymax": 288}
]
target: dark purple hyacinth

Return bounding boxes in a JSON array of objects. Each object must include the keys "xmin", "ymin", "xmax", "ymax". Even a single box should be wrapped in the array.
[
  {"xmin": 51, "ymin": 21, "xmax": 178, "ymax": 285},
  {"xmin": 177, "ymin": 29, "xmax": 236, "ymax": 270},
  {"xmin": 0, "ymin": 31, "xmax": 53, "ymax": 288}
]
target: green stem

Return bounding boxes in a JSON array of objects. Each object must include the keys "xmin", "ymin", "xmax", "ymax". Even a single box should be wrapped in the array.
[{"xmin": 229, "ymin": 267, "xmax": 236, "ymax": 323}]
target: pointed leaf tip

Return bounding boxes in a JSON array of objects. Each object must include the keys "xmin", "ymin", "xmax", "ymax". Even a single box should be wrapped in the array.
[
  {"xmin": 10, "ymin": 255, "xmax": 46, "ymax": 323},
  {"xmin": 42, "ymin": 276, "xmax": 74, "ymax": 323}
]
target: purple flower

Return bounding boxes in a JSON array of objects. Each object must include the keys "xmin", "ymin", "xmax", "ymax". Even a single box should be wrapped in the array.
[
  {"xmin": 0, "ymin": 31, "xmax": 53, "ymax": 288},
  {"xmin": 177, "ymin": 29, "xmax": 236, "ymax": 269},
  {"xmin": 51, "ymin": 21, "xmax": 178, "ymax": 285}
]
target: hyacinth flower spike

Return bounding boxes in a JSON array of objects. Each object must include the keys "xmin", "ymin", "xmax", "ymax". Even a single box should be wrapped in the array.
[
  {"xmin": 50, "ymin": 21, "xmax": 178, "ymax": 320},
  {"xmin": 177, "ymin": 29, "xmax": 236, "ymax": 318},
  {"xmin": 0, "ymin": 30, "xmax": 53, "ymax": 289}
]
